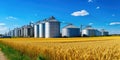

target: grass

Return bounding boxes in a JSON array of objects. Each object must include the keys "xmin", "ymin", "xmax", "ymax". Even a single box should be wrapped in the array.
[{"xmin": 0, "ymin": 43, "xmax": 31, "ymax": 60}]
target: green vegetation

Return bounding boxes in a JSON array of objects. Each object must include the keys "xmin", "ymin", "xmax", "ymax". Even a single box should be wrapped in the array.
[{"xmin": 0, "ymin": 43, "xmax": 31, "ymax": 60}]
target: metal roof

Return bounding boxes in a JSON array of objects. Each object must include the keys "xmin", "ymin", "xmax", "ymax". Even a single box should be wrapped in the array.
[
  {"xmin": 83, "ymin": 26, "xmax": 96, "ymax": 30},
  {"xmin": 46, "ymin": 16, "xmax": 60, "ymax": 22},
  {"xmin": 35, "ymin": 16, "xmax": 60, "ymax": 24},
  {"xmin": 63, "ymin": 24, "xmax": 79, "ymax": 29}
]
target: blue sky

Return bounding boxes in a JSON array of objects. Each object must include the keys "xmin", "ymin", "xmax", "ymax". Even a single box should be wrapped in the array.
[{"xmin": 0, "ymin": 0, "xmax": 120, "ymax": 34}]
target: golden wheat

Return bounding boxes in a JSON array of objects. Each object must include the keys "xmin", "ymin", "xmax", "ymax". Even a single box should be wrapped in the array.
[{"xmin": 0, "ymin": 36, "xmax": 120, "ymax": 60}]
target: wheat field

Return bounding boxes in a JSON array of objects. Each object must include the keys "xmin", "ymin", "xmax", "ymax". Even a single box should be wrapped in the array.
[{"xmin": 0, "ymin": 36, "xmax": 120, "ymax": 60}]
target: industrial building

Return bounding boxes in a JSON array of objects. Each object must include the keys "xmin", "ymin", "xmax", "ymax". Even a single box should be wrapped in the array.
[
  {"xmin": 45, "ymin": 16, "xmax": 60, "ymax": 38},
  {"xmin": 101, "ymin": 29, "xmax": 109, "ymax": 36},
  {"xmin": 14, "ymin": 28, "xmax": 19, "ymax": 37},
  {"xmin": 6, "ymin": 16, "xmax": 60, "ymax": 38},
  {"xmin": 22, "ymin": 23, "xmax": 34, "ymax": 37},
  {"xmin": 34, "ymin": 16, "xmax": 60, "ymax": 38},
  {"xmin": 7, "ymin": 22, "xmax": 34, "ymax": 37},
  {"xmin": 5, "ymin": 16, "xmax": 109, "ymax": 38},
  {"xmin": 82, "ymin": 26, "xmax": 102, "ymax": 37},
  {"xmin": 34, "ymin": 20, "xmax": 46, "ymax": 38},
  {"xmin": 62, "ymin": 24, "xmax": 80, "ymax": 37},
  {"xmin": 82, "ymin": 26, "xmax": 109, "ymax": 37}
]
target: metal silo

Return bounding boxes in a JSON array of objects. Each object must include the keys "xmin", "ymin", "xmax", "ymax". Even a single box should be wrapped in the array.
[
  {"xmin": 34, "ymin": 21, "xmax": 41, "ymax": 38},
  {"xmin": 82, "ymin": 26, "xmax": 101, "ymax": 37},
  {"xmin": 45, "ymin": 16, "xmax": 60, "ymax": 38},
  {"xmin": 34, "ymin": 20, "xmax": 46, "ymax": 38},
  {"xmin": 18, "ymin": 28, "xmax": 21, "ymax": 37},
  {"xmin": 101, "ymin": 29, "xmax": 109, "ymax": 36},
  {"xmin": 22, "ymin": 25, "xmax": 28, "ymax": 37},
  {"xmin": 14, "ymin": 28, "xmax": 19, "ymax": 37},
  {"xmin": 39, "ymin": 20, "xmax": 46, "ymax": 38},
  {"xmin": 34, "ymin": 24, "xmax": 37, "ymax": 38},
  {"xmin": 27, "ymin": 22, "xmax": 34, "ymax": 37},
  {"xmin": 62, "ymin": 24, "xmax": 80, "ymax": 37}
]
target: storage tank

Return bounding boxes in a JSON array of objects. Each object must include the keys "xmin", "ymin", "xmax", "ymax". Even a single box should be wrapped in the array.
[
  {"xmin": 62, "ymin": 24, "xmax": 80, "ymax": 37},
  {"xmin": 28, "ymin": 22, "xmax": 34, "ymax": 37},
  {"xmin": 82, "ymin": 26, "xmax": 101, "ymax": 37},
  {"xmin": 21, "ymin": 25, "xmax": 28, "ymax": 37},
  {"xmin": 34, "ymin": 20, "xmax": 46, "ymax": 38},
  {"xmin": 39, "ymin": 20, "xmax": 46, "ymax": 38},
  {"xmin": 14, "ymin": 28, "xmax": 19, "ymax": 37},
  {"xmin": 20, "ymin": 27, "xmax": 24, "ymax": 37},
  {"xmin": 18, "ymin": 28, "xmax": 21, "ymax": 37},
  {"xmin": 34, "ymin": 21, "xmax": 40, "ymax": 38},
  {"xmin": 34, "ymin": 24, "xmax": 37, "ymax": 38},
  {"xmin": 9, "ymin": 30, "xmax": 14, "ymax": 37},
  {"xmin": 101, "ymin": 29, "xmax": 109, "ymax": 36},
  {"xmin": 45, "ymin": 16, "xmax": 60, "ymax": 38},
  {"xmin": 26, "ymin": 25, "xmax": 34, "ymax": 37},
  {"xmin": 11, "ymin": 30, "xmax": 14, "ymax": 37}
]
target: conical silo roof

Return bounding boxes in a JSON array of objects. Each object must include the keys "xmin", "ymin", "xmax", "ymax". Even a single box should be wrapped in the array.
[
  {"xmin": 46, "ymin": 16, "xmax": 60, "ymax": 22},
  {"xmin": 63, "ymin": 24, "xmax": 78, "ymax": 29}
]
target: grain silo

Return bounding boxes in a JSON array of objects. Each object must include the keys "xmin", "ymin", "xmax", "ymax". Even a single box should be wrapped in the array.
[
  {"xmin": 20, "ymin": 26, "xmax": 24, "ymax": 37},
  {"xmin": 25, "ymin": 22, "xmax": 34, "ymax": 37},
  {"xmin": 82, "ymin": 26, "xmax": 101, "ymax": 37},
  {"xmin": 45, "ymin": 16, "xmax": 60, "ymax": 38},
  {"xmin": 62, "ymin": 24, "xmax": 80, "ymax": 37},
  {"xmin": 34, "ymin": 21, "xmax": 41, "ymax": 38},
  {"xmin": 34, "ymin": 24, "xmax": 37, "ymax": 38},
  {"xmin": 34, "ymin": 20, "xmax": 46, "ymax": 38},
  {"xmin": 14, "ymin": 28, "xmax": 19, "ymax": 37},
  {"xmin": 18, "ymin": 28, "xmax": 21, "ymax": 37},
  {"xmin": 9, "ymin": 30, "xmax": 14, "ymax": 37},
  {"xmin": 12, "ymin": 30, "xmax": 14, "ymax": 37},
  {"xmin": 39, "ymin": 20, "xmax": 46, "ymax": 38},
  {"xmin": 101, "ymin": 29, "xmax": 109, "ymax": 36},
  {"xmin": 21, "ymin": 23, "xmax": 34, "ymax": 37}
]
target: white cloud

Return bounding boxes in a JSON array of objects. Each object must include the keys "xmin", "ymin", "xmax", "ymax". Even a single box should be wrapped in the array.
[
  {"xmin": 71, "ymin": 10, "xmax": 89, "ymax": 16},
  {"xmin": 96, "ymin": 6, "xmax": 100, "ymax": 9},
  {"xmin": 0, "ymin": 25, "xmax": 8, "ymax": 34},
  {"xmin": 0, "ymin": 23, "xmax": 8, "ymax": 34},
  {"xmin": 0, "ymin": 26, "xmax": 7, "ymax": 31},
  {"xmin": 109, "ymin": 22, "xmax": 120, "ymax": 25},
  {"xmin": 6, "ymin": 16, "xmax": 17, "ymax": 20},
  {"xmin": 0, "ymin": 23, "xmax": 6, "ymax": 26},
  {"xmin": 88, "ymin": 0, "xmax": 93, "ymax": 2}
]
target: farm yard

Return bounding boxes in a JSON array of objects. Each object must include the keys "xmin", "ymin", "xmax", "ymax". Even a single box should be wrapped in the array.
[{"xmin": 0, "ymin": 36, "xmax": 120, "ymax": 60}]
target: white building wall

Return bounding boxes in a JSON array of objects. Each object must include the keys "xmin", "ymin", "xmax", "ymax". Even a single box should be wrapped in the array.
[
  {"xmin": 82, "ymin": 30, "xmax": 88, "ymax": 36},
  {"xmin": 39, "ymin": 23, "xmax": 45, "ymax": 38},
  {"xmin": 23, "ymin": 28, "xmax": 25, "ymax": 37},
  {"xmin": 37, "ymin": 24, "xmax": 40, "ymax": 38},
  {"xmin": 14, "ymin": 28, "xmax": 18, "ymax": 37},
  {"xmin": 10, "ymin": 30, "xmax": 13, "ymax": 37},
  {"xmin": 12, "ymin": 30, "xmax": 14, "ymax": 37},
  {"xmin": 25, "ymin": 28, "xmax": 28, "ymax": 37},
  {"xmin": 45, "ymin": 22, "xmax": 60, "ymax": 38},
  {"xmin": 30, "ymin": 27, "xmax": 34, "ymax": 37},
  {"xmin": 62, "ymin": 28, "xmax": 68, "ymax": 37},
  {"xmin": 18, "ymin": 28, "xmax": 21, "ymax": 37},
  {"xmin": 82, "ymin": 29, "xmax": 101, "ymax": 36},
  {"xmin": 23, "ymin": 27, "xmax": 28, "ymax": 37},
  {"xmin": 45, "ymin": 22, "xmax": 50, "ymax": 38},
  {"xmin": 95, "ymin": 30, "xmax": 101, "ymax": 36},
  {"xmin": 34, "ymin": 25, "xmax": 37, "ymax": 38},
  {"xmin": 20, "ymin": 28, "xmax": 23, "ymax": 37}
]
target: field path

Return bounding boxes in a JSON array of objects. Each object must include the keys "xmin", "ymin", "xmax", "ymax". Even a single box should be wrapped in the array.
[{"xmin": 0, "ymin": 48, "xmax": 7, "ymax": 60}]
